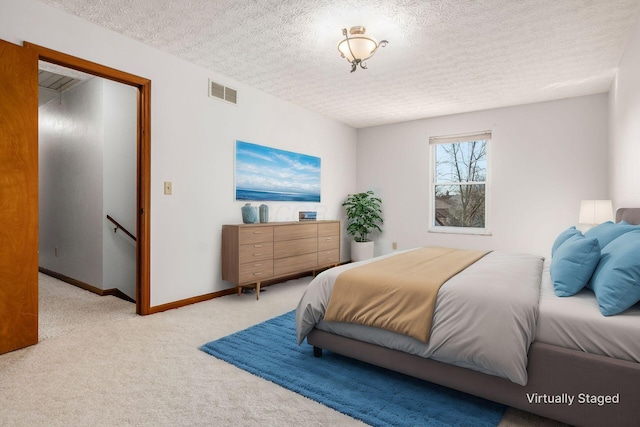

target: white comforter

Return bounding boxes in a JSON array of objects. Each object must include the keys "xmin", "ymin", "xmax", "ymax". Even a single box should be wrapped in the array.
[{"xmin": 296, "ymin": 249, "xmax": 544, "ymax": 386}]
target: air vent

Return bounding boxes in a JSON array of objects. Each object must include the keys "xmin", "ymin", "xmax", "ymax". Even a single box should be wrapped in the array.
[
  {"xmin": 225, "ymin": 87, "xmax": 237, "ymax": 104},
  {"xmin": 209, "ymin": 81, "xmax": 225, "ymax": 99},
  {"xmin": 208, "ymin": 79, "xmax": 237, "ymax": 105}
]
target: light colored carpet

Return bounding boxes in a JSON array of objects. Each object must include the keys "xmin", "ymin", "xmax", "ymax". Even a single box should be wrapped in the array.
[
  {"xmin": 0, "ymin": 274, "xmax": 567, "ymax": 426},
  {"xmin": 37, "ymin": 273, "xmax": 138, "ymax": 341}
]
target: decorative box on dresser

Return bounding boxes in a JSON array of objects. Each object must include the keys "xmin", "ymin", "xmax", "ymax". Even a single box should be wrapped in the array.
[{"xmin": 222, "ymin": 220, "xmax": 340, "ymax": 299}]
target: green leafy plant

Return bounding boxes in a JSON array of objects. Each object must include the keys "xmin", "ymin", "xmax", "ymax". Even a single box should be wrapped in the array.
[{"xmin": 342, "ymin": 191, "xmax": 383, "ymax": 242}]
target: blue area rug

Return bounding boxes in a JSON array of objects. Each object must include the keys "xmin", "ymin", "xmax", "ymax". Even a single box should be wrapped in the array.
[{"xmin": 199, "ymin": 310, "xmax": 506, "ymax": 427}]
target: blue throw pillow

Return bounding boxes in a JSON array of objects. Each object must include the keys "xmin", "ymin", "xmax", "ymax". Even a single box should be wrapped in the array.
[
  {"xmin": 584, "ymin": 221, "xmax": 639, "ymax": 248},
  {"xmin": 551, "ymin": 226, "xmax": 581, "ymax": 257},
  {"xmin": 550, "ymin": 234, "xmax": 601, "ymax": 297},
  {"xmin": 590, "ymin": 230, "xmax": 640, "ymax": 316}
]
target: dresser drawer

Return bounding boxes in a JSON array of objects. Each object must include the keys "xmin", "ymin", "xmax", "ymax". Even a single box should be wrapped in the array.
[
  {"xmin": 274, "ymin": 223, "xmax": 317, "ymax": 241},
  {"xmin": 239, "ymin": 260, "xmax": 273, "ymax": 284},
  {"xmin": 274, "ymin": 237, "xmax": 317, "ymax": 259},
  {"xmin": 318, "ymin": 249, "xmax": 340, "ymax": 266},
  {"xmin": 239, "ymin": 242, "xmax": 273, "ymax": 263},
  {"xmin": 318, "ymin": 222, "xmax": 340, "ymax": 236},
  {"xmin": 317, "ymin": 234, "xmax": 339, "ymax": 251},
  {"xmin": 239, "ymin": 226, "xmax": 274, "ymax": 244},
  {"xmin": 274, "ymin": 252, "xmax": 317, "ymax": 276}
]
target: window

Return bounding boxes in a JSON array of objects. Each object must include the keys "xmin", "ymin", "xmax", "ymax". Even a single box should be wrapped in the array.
[{"xmin": 429, "ymin": 131, "xmax": 491, "ymax": 235}]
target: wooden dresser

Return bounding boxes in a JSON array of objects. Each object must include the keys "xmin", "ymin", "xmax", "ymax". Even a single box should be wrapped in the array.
[{"xmin": 222, "ymin": 220, "xmax": 340, "ymax": 299}]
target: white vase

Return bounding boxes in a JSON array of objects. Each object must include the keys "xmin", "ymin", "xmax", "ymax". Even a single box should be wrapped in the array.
[{"xmin": 351, "ymin": 240, "xmax": 375, "ymax": 262}]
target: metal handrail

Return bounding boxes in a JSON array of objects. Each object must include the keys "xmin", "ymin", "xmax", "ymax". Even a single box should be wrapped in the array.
[{"xmin": 106, "ymin": 215, "xmax": 136, "ymax": 242}]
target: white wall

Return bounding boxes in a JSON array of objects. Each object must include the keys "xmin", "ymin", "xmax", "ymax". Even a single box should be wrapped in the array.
[
  {"xmin": 609, "ymin": 12, "xmax": 640, "ymax": 208},
  {"xmin": 357, "ymin": 94, "xmax": 609, "ymax": 257},
  {"xmin": 39, "ymin": 77, "xmax": 105, "ymax": 287},
  {"xmin": 103, "ymin": 79, "xmax": 137, "ymax": 300},
  {"xmin": 2, "ymin": 0, "xmax": 357, "ymax": 307}
]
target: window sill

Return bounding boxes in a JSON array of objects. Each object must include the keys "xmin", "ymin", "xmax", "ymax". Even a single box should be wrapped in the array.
[{"xmin": 428, "ymin": 226, "xmax": 492, "ymax": 236}]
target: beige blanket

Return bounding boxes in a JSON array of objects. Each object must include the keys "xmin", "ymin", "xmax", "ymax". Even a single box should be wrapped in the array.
[{"xmin": 323, "ymin": 247, "xmax": 489, "ymax": 343}]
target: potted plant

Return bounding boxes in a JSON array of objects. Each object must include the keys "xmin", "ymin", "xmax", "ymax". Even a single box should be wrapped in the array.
[{"xmin": 342, "ymin": 190, "xmax": 383, "ymax": 261}]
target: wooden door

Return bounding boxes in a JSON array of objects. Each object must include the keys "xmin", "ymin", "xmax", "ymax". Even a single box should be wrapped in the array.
[{"xmin": 0, "ymin": 40, "xmax": 39, "ymax": 354}]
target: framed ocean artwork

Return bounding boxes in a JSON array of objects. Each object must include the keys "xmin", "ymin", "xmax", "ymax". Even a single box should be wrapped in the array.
[{"xmin": 235, "ymin": 140, "xmax": 321, "ymax": 202}]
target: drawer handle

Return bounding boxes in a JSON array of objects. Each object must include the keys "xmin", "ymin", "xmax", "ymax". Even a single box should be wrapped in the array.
[
  {"xmin": 325, "ymin": 237, "xmax": 332, "ymax": 241},
  {"xmin": 253, "ymin": 231, "xmax": 263, "ymax": 234},
  {"xmin": 254, "ymin": 244, "xmax": 263, "ymax": 248},
  {"xmin": 253, "ymin": 253, "xmax": 263, "ymax": 257},
  {"xmin": 253, "ymin": 263, "xmax": 262, "ymax": 267},
  {"xmin": 253, "ymin": 272, "xmax": 262, "ymax": 276}
]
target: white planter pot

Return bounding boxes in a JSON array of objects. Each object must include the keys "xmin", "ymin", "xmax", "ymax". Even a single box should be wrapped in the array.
[{"xmin": 351, "ymin": 240, "xmax": 375, "ymax": 262}]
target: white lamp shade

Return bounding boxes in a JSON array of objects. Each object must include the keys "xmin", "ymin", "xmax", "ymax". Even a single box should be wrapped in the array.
[
  {"xmin": 338, "ymin": 36, "xmax": 378, "ymax": 62},
  {"xmin": 578, "ymin": 200, "xmax": 613, "ymax": 225}
]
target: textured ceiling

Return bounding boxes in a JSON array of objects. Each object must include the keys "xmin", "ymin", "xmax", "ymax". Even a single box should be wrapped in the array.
[{"xmin": 37, "ymin": 0, "xmax": 640, "ymax": 128}]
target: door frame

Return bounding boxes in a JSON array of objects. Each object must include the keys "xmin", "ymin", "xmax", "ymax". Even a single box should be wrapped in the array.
[{"xmin": 25, "ymin": 43, "xmax": 152, "ymax": 315}]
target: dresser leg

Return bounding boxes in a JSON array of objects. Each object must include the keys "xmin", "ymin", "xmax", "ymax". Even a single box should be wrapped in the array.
[
  {"xmin": 237, "ymin": 286, "xmax": 242, "ymax": 296},
  {"xmin": 256, "ymin": 282, "xmax": 260, "ymax": 300}
]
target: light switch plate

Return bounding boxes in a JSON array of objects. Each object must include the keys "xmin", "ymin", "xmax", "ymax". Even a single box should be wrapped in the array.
[{"xmin": 164, "ymin": 181, "xmax": 172, "ymax": 195}]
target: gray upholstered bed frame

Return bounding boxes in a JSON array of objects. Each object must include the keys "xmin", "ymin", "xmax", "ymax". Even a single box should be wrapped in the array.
[{"xmin": 307, "ymin": 208, "xmax": 640, "ymax": 427}]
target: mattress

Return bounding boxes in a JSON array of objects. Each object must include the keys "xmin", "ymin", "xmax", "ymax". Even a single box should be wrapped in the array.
[
  {"xmin": 535, "ymin": 258, "xmax": 640, "ymax": 362},
  {"xmin": 297, "ymin": 250, "xmax": 543, "ymax": 385}
]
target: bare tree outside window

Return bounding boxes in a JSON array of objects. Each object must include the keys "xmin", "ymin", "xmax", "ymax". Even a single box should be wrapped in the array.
[{"xmin": 433, "ymin": 139, "xmax": 487, "ymax": 228}]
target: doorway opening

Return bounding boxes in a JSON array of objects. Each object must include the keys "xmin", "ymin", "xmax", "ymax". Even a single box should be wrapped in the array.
[
  {"xmin": 39, "ymin": 63, "xmax": 137, "ymax": 303},
  {"xmin": 26, "ymin": 43, "xmax": 151, "ymax": 315}
]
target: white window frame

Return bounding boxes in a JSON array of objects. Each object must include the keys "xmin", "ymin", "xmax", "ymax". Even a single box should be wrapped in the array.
[{"xmin": 428, "ymin": 131, "xmax": 492, "ymax": 236}]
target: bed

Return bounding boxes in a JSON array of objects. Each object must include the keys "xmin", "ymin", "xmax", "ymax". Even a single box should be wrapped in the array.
[{"xmin": 296, "ymin": 208, "xmax": 640, "ymax": 427}]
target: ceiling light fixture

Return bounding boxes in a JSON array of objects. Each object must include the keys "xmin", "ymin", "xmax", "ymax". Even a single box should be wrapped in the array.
[{"xmin": 338, "ymin": 26, "xmax": 388, "ymax": 73}]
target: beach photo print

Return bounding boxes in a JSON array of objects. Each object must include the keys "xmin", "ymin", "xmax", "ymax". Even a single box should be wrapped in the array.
[{"xmin": 235, "ymin": 140, "xmax": 321, "ymax": 202}]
